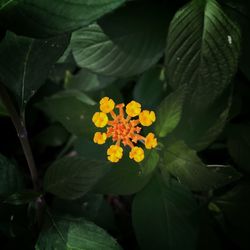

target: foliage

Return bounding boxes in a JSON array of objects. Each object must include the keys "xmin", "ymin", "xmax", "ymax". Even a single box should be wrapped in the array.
[{"xmin": 0, "ymin": 0, "xmax": 249, "ymax": 249}]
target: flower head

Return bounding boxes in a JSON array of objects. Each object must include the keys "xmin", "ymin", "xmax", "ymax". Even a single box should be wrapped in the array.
[{"xmin": 92, "ymin": 97, "xmax": 157, "ymax": 163}]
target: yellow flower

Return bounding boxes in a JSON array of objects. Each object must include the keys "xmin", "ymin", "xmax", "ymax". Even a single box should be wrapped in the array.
[
  {"xmin": 93, "ymin": 132, "xmax": 107, "ymax": 144},
  {"xmin": 92, "ymin": 112, "xmax": 108, "ymax": 128},
  {"xmin": 129, "ymin": 146, "xmax": 144, "ymax": 162},
  {"xmin": 139, "ymin": 110, "xmax": 156, "ymax": 126},
  {"xmin": 107, "ymin": 145, "xmax": 123, "ymax": 163},
  {"xmin": 145, "ymin": 133, "xmax": 157, "ymax": 149},
  {"xmin": 100, "ymin": 97, "xmax": 115, "ymax": 113},
  {"xmin": 92, "ymin": 97, "xmax": 157, "ymax": 163},
  {"xmin": 126, "ymin": 101, "xmax": 141, "ymax": 117}
]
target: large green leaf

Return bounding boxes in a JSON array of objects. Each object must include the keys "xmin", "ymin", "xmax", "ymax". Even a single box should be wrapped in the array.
[
  {"xmin": 0, "ymin": 154, "xmax": 23, "ymax": 197},
  {"xmin": 154, "ymin": 85, "xmax": 186, "ymax": 138},
  {"xmin": 36, "ymin": 90, "xmax": 96, "ymax": 136},
  {"xmin": 162, "ymin": 141, "xmax": 241, "ymax": 191},
  {"xmin": 36, "ymin": 216, "xmax": 121, "ymax": 250},
  {"xmin": 132, "ymin": 175, "xmax": 198, "ymax": 250},
  {"xmin": 71, "ymin": 1, "xmax": 170, "ymax": 77},
  {"xmin": 0, "ymin": 31, "xmax": 69, "ymax": 112},
  {"xmin": 0, "ymin": 0, "xmax": 125, "ymax": 38},
  {"xmin": 94, "ymin": 150, "xmax": 159, "ymax": 195},
  {"xmin": 44, "ymin": 157, "xmax": 110, "ymax": 200},
  {"xmin": 166, "ymin": 0, "xmax": 240, "ymax": 109},
  {"xmin": 165, "ymin": 0, "xmax": 240, "ymax": 150}
]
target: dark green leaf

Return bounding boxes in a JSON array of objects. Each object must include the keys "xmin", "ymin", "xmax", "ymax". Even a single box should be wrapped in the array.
[
  {"xmin": 163, "ymin": 141, "xmax": 241, "ymax": 191},
  {"xmin": 154, "ymin": 85, "xmax": 186, "ymax": 138},
  {"xmin": 0, "ymin": 154, "xmax": 23, "ymax": 197},
  {"xmin": 36, "ymin": 90, "xmax": 96, "ymax": 136},
  {"xmin": 132, "ymin": 175, "xmax": 198, "ymax": 250},
  {"xmin": 65, "ymin": 68, "xmax": 115, "ymax": 92},
  {"xmin": 0, "ymin": 0, "xmax": 125, "ymax": 38},
  {"xmin": 94, "ymin": 150, "xmax": 159, "ymax": 195},
  {"xmin": 133, "ymin": 67, "xmax": 165, "ymax": 109},
  {"xmin": 166, "ymin": 0, "xmax": 240, "ymax": 109},
  {"xmin": 36, "ymin": 216, "xmax": 121, "ymax": 250},
  {"xmin": 0, "ymin": 31, "xmax": 69, "ymax": 112},
  {"xmin": 44, "ymin": 157, "xmax": 110, "ymax": 200},
  {"xmin": 71, "ymin": 2, "xmax": 170, "ymax": 77}
]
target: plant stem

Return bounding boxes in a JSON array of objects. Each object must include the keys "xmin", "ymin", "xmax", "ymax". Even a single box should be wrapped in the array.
[{"xmin": 0, "ymin": 84, "xmax": 38, "ymax": 190}]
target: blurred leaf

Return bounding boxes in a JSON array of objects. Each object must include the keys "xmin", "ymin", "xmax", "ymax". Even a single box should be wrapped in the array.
[
  {"xmin": 212, "ymin": 183, "xmax": 250, "ymax": 250},
  {"xmin": 0, "ymin": 154, "xmax": 23, "ymax": 197},
  {"xmin": 36, "ymin": 216, "xmax": 121, "ymax": 250},
  {"xmin": 227, "ymin": 123, "xmax": 250, "ymax": 174},
  {"xmin": 162, "ymin": 141, "xmax": 241, "ymax": 191},
  {"xmin": 36, "ymin": 90, "xmax": 96, "ymax": 136},
  {"xmin": 166, "ymin": 0, "xmax": 240, "ymax": 109},
  {"xmin": 94, "ymin": 150, "xmax": 159, "ymax": 195},
  {"xmin": 44, "ymin": 157, "xmax": 110, "ymax": 200},
  {"xmin": 71, "ymin": 1, "xmax": 170, "ymax": 77},
  {"xmin": 4, "ymin": 190, "xmax": 41, "ymax": 205},
  {"xmin": 0, "ymin": 0, "xmax": 125, "ymax": 38},
  {"xmin": 65, "ymin": 68, "xmax": 115, "ymax": 92},
  {"xmin": 33, "ymin": 124, "xmax": 69, "ymax": 148},
  {"xmin": 133, "ymin": 67, "xmax": 165, "ymax": 108},
  {"xmin": 154, "ymin": 85, "xmax": 186, "ymax": 138},
  {"xmin": 132, "ymin": 175, "xmax": 198, "ymax": 250},
  {"xmin": 0, "ymin": 31, "xmax": 70, "ymax": 112}
]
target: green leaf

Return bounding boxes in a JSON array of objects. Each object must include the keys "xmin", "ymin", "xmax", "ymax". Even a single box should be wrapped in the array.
[
  {"xmin": 133, "ymin": 67, "xmax": 165, "ymax": 109},
  {"xmin": 36, "ymin": 216, "xmax": 121, "ymax": 250},
  {"xmin": 227, "ymin": 123, "xmax": 250, "ymax": 174},
  {"xmin": 65, "ymin": 69, "xmax": 115, "ymax": 92},
  {"xmin": 163, "ymin": 141, "xmax": 241, "ymax": 191},
  {"xmin": 71, "ymin": 1, "xmax": 170, "ymax": 77},
  {"xmin": 94, "ymin": 150, "xmax": 159, "ymax": 195},
  {"xmin": 0, "ymin": 31, "xmax": 69, "ymax": 112},
  {"xmin": 154, "ymin": 85, "xmax": 186, "ymax": 138},
  {"xmin": 0, "ymin": 154, "xmax": 23, "ymax": 197},
  {"xmin": 0, "ymin": 0, "xmax": 125, "ymax": 38},
  {"xmin": 36, "ymin": 90, "xmax": 96, "ymax": 136},
  {"xmin": 4, "ymin": 190, "xmax": 41, "ymax": 205},
  {"xmin": 132, "ymin": 175, "xmax": 198, "ymax": 250},
  {"xmin": 165, "ymin": 0, "xmax": 240, "ymax": 109},
  {"xmin": 44, "ymin": 157, "xmax": 110, "ymax": 200}
]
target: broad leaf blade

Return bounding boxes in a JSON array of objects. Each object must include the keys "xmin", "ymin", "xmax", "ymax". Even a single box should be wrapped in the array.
[
  {"xmin": 71, "ymin": 2, "xmax": 170, "ymax": 77},
  {"xmin": 44, "ymin": 157, "xmax": 110, "ymax": 200},
  {"xmin": 166, "ymin": 0, "xmax": 240, "ymax": 109},
  {"xmin": 36, "ymin": 216, "xmax": 121, "ymax": 250},
  {"xmin": 36, "ymin": 90, "xmax": 96, "ymax": 136},
  {"xmin": 163, "ymin": 141, "xmax": 241, "ymax": 191},
  {"xmin": 132, "ymin": 175, "xmax": 198, "ymax": 250},
  {"xmin": 94, "ymin": 150, "xmax": 159, "ymax": 195},
  {"xmin": 0, "ymin": 31, "xmax": 69, "ymax": 112},
  {"xmin": 154, "ymin": 85, "xmax": 186, "ymax": 138},
  {"xmin": 0, "ymin": 0, "xmax": 125, "ymax": 38}
]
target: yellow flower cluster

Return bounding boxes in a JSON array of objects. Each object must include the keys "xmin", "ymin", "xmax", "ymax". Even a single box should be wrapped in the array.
[{"xmin": 92, "ymin": 97, "xmax": 157, "ymax": 163}]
